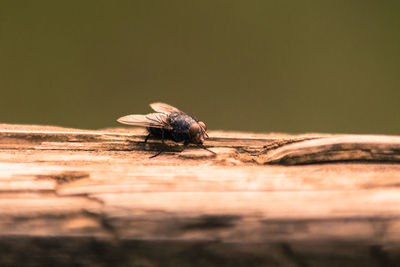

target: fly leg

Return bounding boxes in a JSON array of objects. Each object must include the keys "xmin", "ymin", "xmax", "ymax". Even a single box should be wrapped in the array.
[
  {"xmin": 180, "ymin": 140, "xmax": 190, "ymax": 152},
  {"xmin": 150, "ymin": 129, "xmax": 165, "ymax": 158},
  {"xmin": 197, "ymin": 143, "xmax": 217, "ymax": 156},
  {"xmin": 181, "ymin": 141, "xmax": 216, "ymax": 156},
  {"xmin": 143, "ymin": 133, "xmax": 151, "ymax": 144},
  {"xmin": 139, "ymin": 133, "xmax": 151, "ymax": 144},
  {"xmin": 149, "ymin": 150, "xmax": 163, "ymax": 158}
]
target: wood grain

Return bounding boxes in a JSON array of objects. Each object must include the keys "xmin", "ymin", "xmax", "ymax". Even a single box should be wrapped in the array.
[{"xmin": 0, "ymin": 124, "xmax": 400, "ymax": 266}]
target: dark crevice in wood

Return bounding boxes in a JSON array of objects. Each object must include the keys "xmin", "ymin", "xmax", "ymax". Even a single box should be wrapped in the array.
[{"xmin": 37, "ymin": 171, "xmax": 89, "ymax": 185}]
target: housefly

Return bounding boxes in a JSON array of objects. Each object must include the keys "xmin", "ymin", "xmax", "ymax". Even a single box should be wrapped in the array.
[{"xmin": 117, "ymin": 102, "xmax": 216, "ymax": 158}]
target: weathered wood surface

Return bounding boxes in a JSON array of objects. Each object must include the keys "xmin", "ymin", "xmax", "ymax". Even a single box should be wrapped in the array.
[{"xmin": 1, "ymin": 123, "xmax": 400, "ymax": 266}]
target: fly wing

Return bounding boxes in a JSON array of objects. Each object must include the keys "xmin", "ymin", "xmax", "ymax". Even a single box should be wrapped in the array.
[
  {"xmin": 117, "ymin": 113, "xmax": 172, "ymax": 129},
  {"xmin": 150, "ymin": 102, "xmax": 183, "ymax": 115}
]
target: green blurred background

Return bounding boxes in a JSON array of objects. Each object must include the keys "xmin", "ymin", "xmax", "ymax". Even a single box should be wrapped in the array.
[{"xmin": 1, "ymin": 1, "xmax": 399, "ymax": 134}]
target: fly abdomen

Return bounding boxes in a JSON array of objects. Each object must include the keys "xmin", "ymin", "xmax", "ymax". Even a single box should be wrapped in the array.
[{"xmin": 147, "ymin": 127, "xmax": 173, "ymax": 141}]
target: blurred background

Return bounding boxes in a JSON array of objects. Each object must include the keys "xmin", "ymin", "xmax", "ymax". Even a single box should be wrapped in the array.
[{"xmin": 0, "ymin": 1, "xmax": 399, "ymax": 134}]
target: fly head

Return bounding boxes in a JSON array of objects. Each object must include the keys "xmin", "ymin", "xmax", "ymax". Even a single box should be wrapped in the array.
[{"xmin": 189, "ymin": 121, "xmax": 208, "ymax": 144}]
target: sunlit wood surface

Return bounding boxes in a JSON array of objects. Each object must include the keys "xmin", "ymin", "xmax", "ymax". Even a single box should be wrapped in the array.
[{"xmin": 1, "ymin": 124, "xmax": 400, "ymax": 266}]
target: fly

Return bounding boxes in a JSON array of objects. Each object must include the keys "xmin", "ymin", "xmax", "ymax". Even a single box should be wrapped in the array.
[{"xmin": 117, "ymin": 102, "xmax": 216, "ymax": 158}]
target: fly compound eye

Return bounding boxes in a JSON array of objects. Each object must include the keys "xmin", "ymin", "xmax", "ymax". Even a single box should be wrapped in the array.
[
  {"xmin": 189, "ymin": 123, "xmax": 201, "ymax": 138},
  {"xmin": 198, "ymin": 121, "xmax": 206, "ymax": 131}
]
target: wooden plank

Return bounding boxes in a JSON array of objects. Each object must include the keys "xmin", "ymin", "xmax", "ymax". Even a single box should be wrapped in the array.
[{"xmin": 0, "ymin": 124, "xmax": 400, "ymax": 266}]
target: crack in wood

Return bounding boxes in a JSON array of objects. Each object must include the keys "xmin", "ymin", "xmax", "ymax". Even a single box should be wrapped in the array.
[
  {"xmin": 181, "ymin": 215, "xmax": 241, "ymax": 230},
  {"xmin": 37, "ymin": 171, "xmax": 90, "ymax": 185}
]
